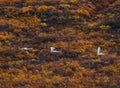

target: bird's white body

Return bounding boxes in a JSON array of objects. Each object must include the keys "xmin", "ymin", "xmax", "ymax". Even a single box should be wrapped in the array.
[
  {"xmin": 50, "ymin": 47, "xmax": 61, "ymax": 53},
  {"xmin": 21, "ymin": 47, "xmax": 33, "ymax": 50},
  {"xmin": 97, "ymin": 47, "xmax": 104, "ymax": 55}
]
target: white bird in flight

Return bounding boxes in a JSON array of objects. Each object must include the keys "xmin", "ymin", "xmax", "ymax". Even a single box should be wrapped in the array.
[
  {"xmin": 50, "ymin": 47, "xmax": 61, "ymax": 53},
  {"xmin": 97, "ymin": 47, "xmax": 104, "ymax": 55},
  {"xmin": 21, "ymin": 47, "xmax": 33, "ymax": 51}
]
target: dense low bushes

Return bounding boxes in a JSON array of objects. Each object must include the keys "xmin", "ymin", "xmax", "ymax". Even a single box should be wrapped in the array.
[{"xmin": 0, "ymin": 0, "xmax": 120, "ymax": 88}]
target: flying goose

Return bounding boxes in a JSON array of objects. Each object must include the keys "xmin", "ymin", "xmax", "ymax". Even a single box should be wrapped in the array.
[
  {"xmin": 21, "ymin": 47, "xmax": 33, "ymax": 51},
  {"xmin": 50, "ymin": 47, "xmax": 61, "ymax": 53},
  {"xmin": 97, "ymin": 47, "xmax": 104, "ymax": 55}
]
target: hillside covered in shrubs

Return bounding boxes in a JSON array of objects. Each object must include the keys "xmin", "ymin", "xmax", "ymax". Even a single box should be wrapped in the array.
[{"xmin": 0, "ymin": 0, "xmax": 120, "ymax": 88}]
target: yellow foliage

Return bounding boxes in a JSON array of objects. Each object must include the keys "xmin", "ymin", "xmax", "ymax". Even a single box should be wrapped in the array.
[
  {"xmin": 20, "ymin": 6, "xmax": 33, "ymax": 13},
  {"xmin": 13, "ymin": 74, "xmax": 26, "ymax": 82},
  {"xmin": 25, "ymin": 51, "xmax": 35, "ymax": 58},
  {"xmin": 8, "ymin": 19, "xmax": 27, "ymax": 29},
  {"xmin": 60, "ymin": 4, "xmax": 71, "ymax": 8},
  {"xmin": 66, "ymin": 61, "xmax": 79, "ymax": 67},
  {"xmin": 30, "ymin": 74, "xmax": 42, "ymax": 80},
  {"xmin": 0, "ymin": 73, "xmax": 10, "ymax": 79},
  {"xmin": 40, "ymin": 22, "xmax": 47, "ymax": 27},
  {"xmin": 103, "ymin": 76, "xmax": 110, "ymax": 83},
  {"xmin": 51, "ymin": 75, "xmax": 64, "ymax": 83},
  {"xmin": 22, "ymin": 66, "xmax": 27, "ymax": 72},
  {"xmin": 76, "ymin": 9, "xmax": 90, "ymax": 17},
  {"xmin": 0, "ymin": 32, "xmax": 14, "ymax": 40},
  {"xmin": 70, "ymin": 0, "xmax": 78, "ymax": 3},
  {"xmin": 88, "ymin": 22, "xmax": 97, "ymax": 28},
  {"xmin": 0, "ymin": 0, "xmax": 20, "ymax": 3},
  {"xmin": 37, "ymin": 6, "xmax": 56, "ymax": 12},
  {"xmin": 99, "ymin": 25, "xmax": 111, "ymax": 30},
  {"xmin": 20, "ymin": 16, "xmax": 41, "ymax": 27},
  {"xmin": 0, "ymin": 18, "xmax": 8, "ymax": 25},
  {"xmin": 25, "ymin": 0, "xmax": 37, "ymax": 3},
  {"xmin": 100, "ymin": 66, "xmax": 119, "ymax": 74},
  {"xmin": 60, "ymin": 0, "xmax": 68, "ymax": 3},
  {"xmin": 54, "ymin": 41, "xmax": 68, "ymax": 49}
]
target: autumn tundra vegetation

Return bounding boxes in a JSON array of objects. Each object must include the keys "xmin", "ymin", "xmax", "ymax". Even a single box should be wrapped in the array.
[{"xmin": 0, "ymin": 0, "xmax": 120, "ymax": 88}]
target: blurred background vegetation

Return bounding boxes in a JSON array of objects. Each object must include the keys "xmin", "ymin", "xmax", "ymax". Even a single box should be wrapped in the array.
[{"xmin": 0, "ymin": 0, "xmax": 120, "ymax": 88}]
